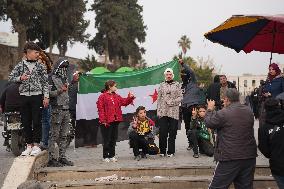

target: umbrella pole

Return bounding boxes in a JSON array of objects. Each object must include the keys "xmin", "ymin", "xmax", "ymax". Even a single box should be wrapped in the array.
[{"xmin": 270, "ymin": 22, "xmax": 277, "ymax": 65}]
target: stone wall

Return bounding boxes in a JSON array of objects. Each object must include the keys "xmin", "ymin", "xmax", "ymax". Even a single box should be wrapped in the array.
[{"xmin": 0, "ymin": 44, "xmax": 81, "ymax": 80}]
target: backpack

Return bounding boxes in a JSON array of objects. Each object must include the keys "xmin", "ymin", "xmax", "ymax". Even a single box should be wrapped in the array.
[{"xmin": 146, "ymin": 138, "xmax": 160, "ymax": 155}]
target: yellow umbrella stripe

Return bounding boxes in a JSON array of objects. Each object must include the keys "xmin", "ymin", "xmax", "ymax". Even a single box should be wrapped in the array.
[{"xmin": 205, "ymin": 16, "xmax": 261, "ymax": 35}]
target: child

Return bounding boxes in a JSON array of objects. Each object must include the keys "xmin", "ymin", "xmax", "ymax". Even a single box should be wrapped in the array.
[
  {"xmin": 97, "ymin": 80, "xmax": 135, "ymax": 162},
  {"xmin": 128, "ymin": 106, "xmax": 156, "ymax": 161},
  {"xmin": 48, "ymin": 59, "xmax": 73, "ymax": 167},
  {"xmin": 188, "ymin": 104, "xmax": 214, "ymax": 158}
]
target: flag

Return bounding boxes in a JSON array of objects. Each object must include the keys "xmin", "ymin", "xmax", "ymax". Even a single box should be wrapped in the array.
[{"xmin": 75, "ymin": 60, "xmax": 180, "ymax": 147}]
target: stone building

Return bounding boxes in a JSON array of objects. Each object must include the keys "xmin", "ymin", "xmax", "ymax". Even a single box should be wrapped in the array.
[{"xmin": 227, "ymin": 74, "xmax": 267, "ymax": 96}]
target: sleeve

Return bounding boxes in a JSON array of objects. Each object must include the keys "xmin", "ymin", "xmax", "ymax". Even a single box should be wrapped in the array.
[
  {"xmin": 40, "ymin": 65, "xmax": 49, "ymax": 98},
  {"xmin": 8, "ymin": 63, "xmax": 22, "ymax": 82},
  {"xmin": 190, "ymin": 118, "xmax": 198, "ymax": 129},
  {"xmin": 157, "ymin": 84, "xmax": 163, "ymax": 112},
  {"xmin": 0, "ymin": 88, "xmax": 7, "ymax": 110},
  {"xmin": 96, "ymin": 94, "xmax": 106, "ymax": 124},
  {"xmin": 204, "ymin": 109, "xmax": 225, "ymax": 129},
  {"xmin": 181, "ymin": 63, "xmax": 196, "ymax": 82},
  {"xmin": 258, "ymin": 126, "xmax": 271, "ymax": 158},
  {"xmin": 118, "ymin": 94, "xmax": 134, "ymax": 106},
  {"xmin": 127, "ymin": 122, "xmax": 136, "ymax": 136},
  {"xmin": 49, "ymin": 76, "xmax": 63, "ymax": 97}
]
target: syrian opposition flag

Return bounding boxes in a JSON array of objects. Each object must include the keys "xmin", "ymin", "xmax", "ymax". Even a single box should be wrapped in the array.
[{"xmin": 75, "ymin": 60, "xmax": 180, "ymax": 147}]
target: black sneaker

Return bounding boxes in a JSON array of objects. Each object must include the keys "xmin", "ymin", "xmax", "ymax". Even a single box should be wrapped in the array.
[
  {"xmin": 47, "ymin": 159, "xmax": 63, "ymax": 167},
  {"xmin": 193, "ymin": 153, "xmax": 199, "ymax": 158},
  {"xmin": 59, "ymin": 158, "xmax": 74, "ymax": 166},
  {"xmin": 3, "ymin": 139, "xmax": 9, "ymax": 146},
  {"xmin": 134, "ymin": 155, "xmax": 142, "ymax": 161},
  {"xmin": 140, "ymin": 152, "xmax": 147, "ymax": 159},
  {"xmin": 187, "ymin": 145, "xmax": 193, "ymax": 151}
]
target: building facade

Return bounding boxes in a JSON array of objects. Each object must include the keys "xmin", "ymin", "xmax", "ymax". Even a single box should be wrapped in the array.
[{"xmin": 227, "ymin": 74, "xmax": 267, "ymax": 96}]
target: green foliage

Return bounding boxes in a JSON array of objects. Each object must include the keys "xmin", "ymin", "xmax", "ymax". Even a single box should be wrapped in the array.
[
  {"xmin": 178, "ymin": 35, "xmax": 191, "ymax": 56},
  {"xmin": 89, "ymin": 0, "xmax": 147, "ymax": 64},
  {"xmin": 27, "ymin": 0, "xmax": 89, "ymax": 56},
  {"xmin": 173, "ymin": 55, "xmax": 216, "ymax": 88},
  {"xmin": 79, "ymin": 55, "xmax": 102, "ymax": 72},
  {"xmin": 1, "ymin": 0, "xmax": 89, "ymax": 56}
]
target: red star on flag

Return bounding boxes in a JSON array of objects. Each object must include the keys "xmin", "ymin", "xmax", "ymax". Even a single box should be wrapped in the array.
[{"xmin": 149, "ymin": 89, "xmax": 158, "ymax": 104}]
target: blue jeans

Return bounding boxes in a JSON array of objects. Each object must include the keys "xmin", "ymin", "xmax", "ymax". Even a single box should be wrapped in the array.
[
  {"xmin": 41, "ymin": 105, "xmax": 51, "ymax": 147},
  {"xmin": 273, "ymin": 174, "xmax": 284, "ymax": 189}
]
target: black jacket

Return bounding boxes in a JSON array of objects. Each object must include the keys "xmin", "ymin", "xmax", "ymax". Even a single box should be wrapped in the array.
[
  {"xmin": 207, "ymin": 81, "xmax": 236, "ymax": 109},
  {"xmin": 0, "ymin": 82, "xmax": 22, "ymax": 112},
  {"xmin": 258, "ymin": 108, "xmax": 284, "ymax": 176}
]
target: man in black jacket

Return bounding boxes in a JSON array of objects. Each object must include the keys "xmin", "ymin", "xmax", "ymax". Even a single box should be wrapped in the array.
[
  {"xmin": 258, "ymin": 98, "xmax": 284, "ymax": 188},
  {"xmin": 205, "ymin": 88, "xmax": 257, "ymax": 189},
  {"xmin": 207, "ymin": 75, "xmax": 236, "ymax": 110},
  {"xmin": 0, "ymin": 82, "xmax": 22, "ymax": 146}
]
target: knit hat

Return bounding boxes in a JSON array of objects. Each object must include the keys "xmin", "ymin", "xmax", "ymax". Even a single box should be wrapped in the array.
[
  {"xmin": 264, "ymin": 98, "xmax": 280, "ymax": 112},
  {"xmin": 164, "ymin": 68, "xmax": 174, "ymax": 79}
]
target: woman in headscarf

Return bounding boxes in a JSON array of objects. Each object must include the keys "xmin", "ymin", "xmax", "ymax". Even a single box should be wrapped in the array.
[
  {"xmin": 259, "ymin": 63, "xmax": 284, "ymax": 127},
  {"xmin": 263, "ymin": 63, "xmax": 284, "ymax": 98}
]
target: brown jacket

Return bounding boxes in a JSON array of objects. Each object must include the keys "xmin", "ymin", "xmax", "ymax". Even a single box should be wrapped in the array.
[{"xmin": 205, "ymin": 102, "xmax": 257, "ymax": 161}]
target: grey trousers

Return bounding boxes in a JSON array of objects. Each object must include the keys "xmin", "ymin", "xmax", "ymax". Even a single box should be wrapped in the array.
[
  {"xmin": 48, "ymin": 109, "xmax": 70, "ymax": 160},
  {"xmin": 209, "ymin": 158, "xmax": 256, "ymax": 189}
]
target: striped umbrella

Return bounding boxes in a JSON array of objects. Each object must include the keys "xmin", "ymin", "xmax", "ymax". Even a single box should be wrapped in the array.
[{"xmin": 204, "ymin": 14, "xmax": 284, "ymax": 64}]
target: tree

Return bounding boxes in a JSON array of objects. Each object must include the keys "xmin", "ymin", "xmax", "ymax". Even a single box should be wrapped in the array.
[
  {"xmin": 1, "ymin": 0, "xmax": 44, "ymax": 59},
  {"xmin": 79, "ymin": 55, "xmax": 101, "ymax": 72},
  {"xmin": 178, "ymin": 35, "xmax": 191, "ymax": 56},
  {"xmin": 27, "ymin": 0, "xmax": 89, "ymax": 56},
  {"xmin": 89, "ymin": 0, "xmax": 147, "ymax": 66}
]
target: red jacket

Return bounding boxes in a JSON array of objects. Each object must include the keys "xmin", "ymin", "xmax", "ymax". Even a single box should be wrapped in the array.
[{"xmin": 96, "ymin": 92, "xmax": 134, "ymax": 126}]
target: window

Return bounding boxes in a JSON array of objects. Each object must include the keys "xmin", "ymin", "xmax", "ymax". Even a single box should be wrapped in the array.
[
  {"xmin": 252, "ymin": 80, "xmax": 256, "ymax": 87},
  {"xmin": 244, "ymin": 80, "xmax": 247, "ymax": 87}
]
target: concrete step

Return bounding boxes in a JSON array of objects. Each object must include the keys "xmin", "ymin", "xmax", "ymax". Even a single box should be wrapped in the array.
[
  {"xmin": 40, "ymin": 175, "xmax": 278, "ymax": 189},
  {"xmin": 35, "ymin": 165, "xmax": 272, "ymax": 182}
]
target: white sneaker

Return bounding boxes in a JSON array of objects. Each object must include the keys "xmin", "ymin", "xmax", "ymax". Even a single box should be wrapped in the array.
[
  {"xmin": 159, "ymin": 154, "xmax": 165, "ymax": 157},
  {"xmin": 109, "ymin": 157, "xmax": 118, "ymax": 162},
  {"xmin": 103, "ymin": 158, "xmax": 110, "ymax": 162},
  {"xmin": 30, "ymin": 146, "xmax": 42, "ymax": 156},
  {"xmin": 167, "ymin": 154, "xmax": 174, "ymax": 158},
  {"xmin": 21, "ymin": 145, "xmax": 33, "ymax": 156}
]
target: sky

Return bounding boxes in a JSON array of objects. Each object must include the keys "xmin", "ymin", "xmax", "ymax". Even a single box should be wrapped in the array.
[{"xmin": 1, "ymin": 0, "xmax": 284, "ymax": 76}]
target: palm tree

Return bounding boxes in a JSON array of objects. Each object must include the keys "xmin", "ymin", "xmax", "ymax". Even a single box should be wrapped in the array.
[{"xmin": 178, "ymin": 35, "xmax": 191, "ymax": 57}]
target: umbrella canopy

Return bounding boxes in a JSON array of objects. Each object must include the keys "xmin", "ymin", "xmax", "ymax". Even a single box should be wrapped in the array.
[
  {"xmin": 116, "ymin": 67, "xmax": 134, "ymax": 73},
  {"xmin": 205, "ymin": 15, "xmax": 284, "ymax": 62},
  {"xmin": 90, "ymin": 67, "xmax": 110, "ymax": 74}
]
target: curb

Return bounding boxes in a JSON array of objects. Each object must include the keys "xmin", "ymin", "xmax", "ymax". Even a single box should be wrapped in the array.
[{"xmin": 2, "ymin": 150, "xmax": 48, "ymax": 189}]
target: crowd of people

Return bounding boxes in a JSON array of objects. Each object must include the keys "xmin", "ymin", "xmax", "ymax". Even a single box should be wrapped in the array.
[{"xmin": 0, "ymin": 41, "xmax": 284, "ymax": 188}]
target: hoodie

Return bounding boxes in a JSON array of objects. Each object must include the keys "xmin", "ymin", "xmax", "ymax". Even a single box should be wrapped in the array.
[
  {"xmin": 49, "ymin": 58, "xmax": 69, "ymax": 109},
  {"xmin": 258, "ymin": 108, "xmax": 284, "ymax": 176},
  {"xmin": 180, "ymin": 63, "xmax": 204, "ymax": 107},
  {"xmin": 8, "ymin": 59, "xmax": 49, "ymax": 98}
]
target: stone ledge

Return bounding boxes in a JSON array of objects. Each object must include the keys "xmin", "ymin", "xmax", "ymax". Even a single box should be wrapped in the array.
[{"xmin": 2, "ymin": 150, "xmax": 48, "ymax": 189}]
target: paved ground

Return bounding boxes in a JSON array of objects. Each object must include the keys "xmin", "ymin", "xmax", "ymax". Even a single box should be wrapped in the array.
[
  {"xmin": 0, "ymin": 120, "xmax": 15, "ymax": 188},
  {"xmin": 65, "ymin": 120, "xmax": 269, "ymax": 170}
]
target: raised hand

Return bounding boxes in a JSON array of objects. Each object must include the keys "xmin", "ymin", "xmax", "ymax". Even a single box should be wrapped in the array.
[
  {"xmin": 132, "ymin": 116, "xmax": 138, "ymax": 128},
  {"xmin": 192, "ymin": 107, "xmax": 198, "ymax": 119},
  {"xmin": 207, "ymin": 99, "xmax": 215, "ymax": 111}
]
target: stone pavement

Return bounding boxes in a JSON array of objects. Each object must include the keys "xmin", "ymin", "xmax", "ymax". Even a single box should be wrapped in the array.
[
  {"xmin": 0, "ymin": 121, "xmax": 15, "ymax": 187},
  {"xmin": 65, "ymin": 120, "xmax": 269, "ymax": 170}
]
